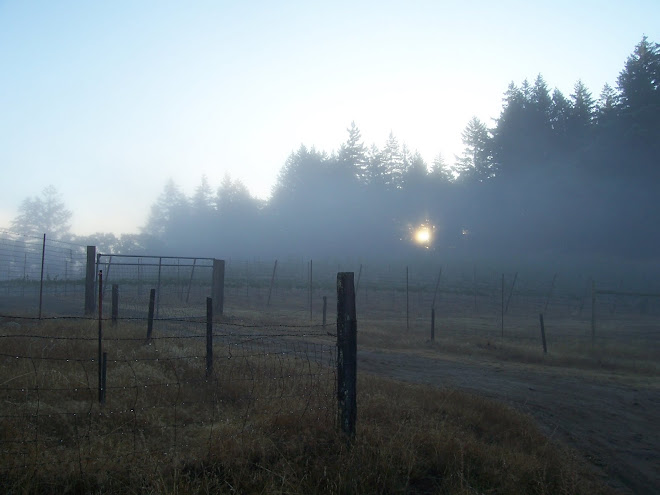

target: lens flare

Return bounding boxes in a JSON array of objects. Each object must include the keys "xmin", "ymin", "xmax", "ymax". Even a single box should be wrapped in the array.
[{"xmin": 411, "ymin": 223, "xmax": 434, "ymax": 248}]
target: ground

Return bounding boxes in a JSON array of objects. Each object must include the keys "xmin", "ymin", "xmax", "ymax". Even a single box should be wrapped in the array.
[{"xmin": 358, "ymin": 347, "xmax": 659, "ymax": 494}]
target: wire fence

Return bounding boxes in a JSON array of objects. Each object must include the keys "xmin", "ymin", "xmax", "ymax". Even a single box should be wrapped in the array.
[
  {"xmin": 2, "ymin": 230, "xmax": 659, "ymax": 351},
  {"xmin": 0, "ymin": 309, "xmax": 337, "ymax": 479},
  {"xmin": 0, "ymin": 231, "xmax": 88, "ymax": 316}
]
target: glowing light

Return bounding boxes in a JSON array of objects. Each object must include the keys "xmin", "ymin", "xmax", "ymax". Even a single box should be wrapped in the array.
[
  {"xmin": 415, "ymin": 228, "xmax": 431, "ymax": 244},
  {"xmin": 412, "ymin": 223, "xmax": 434, "ymax": 248}
]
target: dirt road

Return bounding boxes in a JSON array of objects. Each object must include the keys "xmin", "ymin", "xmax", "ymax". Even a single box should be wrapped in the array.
[{"xmin": 358, "ymin": 349, "xmax": 659, "ymax": 495}]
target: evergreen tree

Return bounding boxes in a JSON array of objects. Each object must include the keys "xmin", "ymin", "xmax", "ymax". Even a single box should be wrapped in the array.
[
  {"xmin": 616, "ymin": 36, "xmax": 660, "ymax": 143},
  {"xmin": 191, "ymin": 174, "xmax": 214, "ymax": 213},
  {"xmin": 549, "ymin": 88, "xmax": 572, "ymax": 151},
  {"xmin": 364, "ymin": 144, "xmax": 386, "ymax": 189},
  {"xmin": 143, "ymin": 179, "xmax": 189, "ymax": 238},
  {"xmin": 455, "ymin": 117, "xmax": 493, "ymax": 182},
  {"xmin": 338, "ymin": 121, "xmax": 368, "ymax": 182},
  {"xmin": 595, "ymin": 83, "xmax": 619, "ymax": 126},
  {"xmin": 11, "ymin": 185, "xmax": 72, "ymax": 238},
  {"xmin": 429, "ymin": 152, "xmax": 453, "ymax": 182},
  {"xmin": 617, "ymin": 36, "xmax": 660, "ymax": 114},
  {"xmin": 380, "ymin": 132, "xmax": 405, "ymax": 189}
]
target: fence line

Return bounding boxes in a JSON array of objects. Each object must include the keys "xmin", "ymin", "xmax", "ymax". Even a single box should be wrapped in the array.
[{"xmin": 0, "ymin": 303, "xmax": 341, "ymax": 479}]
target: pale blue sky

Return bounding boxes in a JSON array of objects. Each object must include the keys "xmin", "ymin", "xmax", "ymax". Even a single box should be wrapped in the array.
[{"xmin": 1, "ymin": 1, "xmax": 658, "ymax": 235}]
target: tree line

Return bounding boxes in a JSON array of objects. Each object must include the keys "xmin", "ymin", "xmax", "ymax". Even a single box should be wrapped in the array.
[{"xmin": 11, "ymin": 37, "xmax": 660, "ymax": 261}]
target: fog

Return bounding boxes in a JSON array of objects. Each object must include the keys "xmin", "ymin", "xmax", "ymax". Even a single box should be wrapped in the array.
[{"xmin": 10, "ymin": 35, "xmax": 660, "ymax": 291}]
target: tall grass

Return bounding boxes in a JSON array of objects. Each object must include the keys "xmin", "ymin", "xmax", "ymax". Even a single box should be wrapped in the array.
[{"xmin": 0, "ymin": 318, "xmax": 613, "ymax": 494}]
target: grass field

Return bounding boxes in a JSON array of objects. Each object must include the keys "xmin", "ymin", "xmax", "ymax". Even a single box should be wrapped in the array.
[
  {"xmin": 1, "ymin": 268, "xmax": 657, "ymax": 493},
  {"xmin": 0, "ymin": 313, "xmax": 619, "ymax": 495}
]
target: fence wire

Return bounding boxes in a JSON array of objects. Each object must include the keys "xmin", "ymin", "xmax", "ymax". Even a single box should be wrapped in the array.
[{"xmin": 0, "ymin": 312, "xmax": 337, "ymax": 479}]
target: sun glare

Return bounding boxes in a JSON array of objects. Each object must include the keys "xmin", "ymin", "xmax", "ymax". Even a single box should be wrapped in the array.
[{"xmin": 412, "ymin": 223, "xmax": 434, "ymax": 248}]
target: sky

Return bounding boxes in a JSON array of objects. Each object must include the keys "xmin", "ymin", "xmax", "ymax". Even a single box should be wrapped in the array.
[{"xmin": 1, "ymin": 0, "xmax": 658, "ymax": 236}]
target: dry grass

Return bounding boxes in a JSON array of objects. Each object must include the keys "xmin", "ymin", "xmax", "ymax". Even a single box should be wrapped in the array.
[
  {"xmin": 356, "ymin": 314, "xmax": 660, "ymax": 377},
  {"xmin": 0, "ymin": 318, "xmax": 614, "ymax": 494}
]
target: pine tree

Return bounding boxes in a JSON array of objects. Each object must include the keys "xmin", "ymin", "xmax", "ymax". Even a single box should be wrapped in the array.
[
  {"xmin": 338, "ymin": 121, "xmax": 368, "ymax": 182},
  {"xmin": 616, "ymin": 36, "xmax": 660, "ymax": 143},
  {"xmin": 191, "ymin": 175, "xmax": 214, "ymax": 212},
  {"xmin": 380, "ymin": 132, "xmax": 404, "ymax": 189},
  {"xmin": 143, "ymin": 179, "xmax": 189, "ymax": 238},
  {"xmin": 455, "ymin": 117, "xmax": 493, "ymax": 182}
]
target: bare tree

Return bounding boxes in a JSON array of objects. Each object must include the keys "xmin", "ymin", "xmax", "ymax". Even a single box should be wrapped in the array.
[{"xmin": 11, "ymin": 185, "xmax": 72, "ymax": 238}]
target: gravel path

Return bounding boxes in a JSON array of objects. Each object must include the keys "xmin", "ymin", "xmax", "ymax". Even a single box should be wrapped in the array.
[{"xmin": 358, "ymin": 349, "xmax": 659, "ymax": 495}]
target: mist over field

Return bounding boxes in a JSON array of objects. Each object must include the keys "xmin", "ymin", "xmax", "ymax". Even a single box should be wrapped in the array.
[{"xmin": 10, "ymin": 37, "xmax": 659, "ymax": 286}]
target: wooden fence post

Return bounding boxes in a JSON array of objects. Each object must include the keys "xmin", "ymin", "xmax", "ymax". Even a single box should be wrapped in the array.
[
  {"xmin": 147, "ymin": 288, "xmax": 155, "ymax": 342},
  {"xmin": 206, "ymin": 297, "xmax": 213, "ymax": 378},
  {"xmin": 111, "ymin": 284, "xmax": 119, "ymax": 326},
  {"xmin": 212, "ymin": 259, "xmax": 225, "ymax": 315},
  {"xmin": 539, "ymin": 313, "xmax": 547, "ymax": 354},
  {"xmin": 337, "ymin": 272, "xmax": 357, "ymax": 440},
  {"xmin": 309, "ymin": 259, "xmax": 313, "ymax": 320}
]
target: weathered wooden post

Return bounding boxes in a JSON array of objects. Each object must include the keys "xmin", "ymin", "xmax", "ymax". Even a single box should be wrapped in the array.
[
  {"xmin": 337, "ymin": 272, "xmax": 357, "ymax": 440},
  {"xmin": 206, "ymin": 297, "xmax": 213, "ymax": 378},
  {"xmin": 309, "ymin": 259, "xmax": 313, "ymax": 320},
  {"xmin": 111, "ymin": 284, "xmax": 119, "ymax": 326},
  {"xmin": 146, "ymin": 288, "xmax": 155, "ymax": 342},
  {"xmin": 211, "ymin": 259, "xmax": 225, "ymax": 315}
]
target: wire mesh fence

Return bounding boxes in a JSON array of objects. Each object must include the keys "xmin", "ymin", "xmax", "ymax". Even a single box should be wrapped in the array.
[
  {"xmin": 0, "ymin": 231, "xmax": 88, "ymax": 315},
  {"xmin": 96, "ymin": 254, "xmax": 215, "ymax": 318},
  {"xmin": 0, "ymin": 311, "xmax": 336, "ymax": 479},
  {"xmin": 2, "ymin": 230, "xmax": 658, "ymax": 351}
]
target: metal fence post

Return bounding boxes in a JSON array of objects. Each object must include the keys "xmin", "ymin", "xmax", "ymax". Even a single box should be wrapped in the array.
[{"xmin": 38, "ymin": 234, "xmax": 46, "ymax": 319}]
